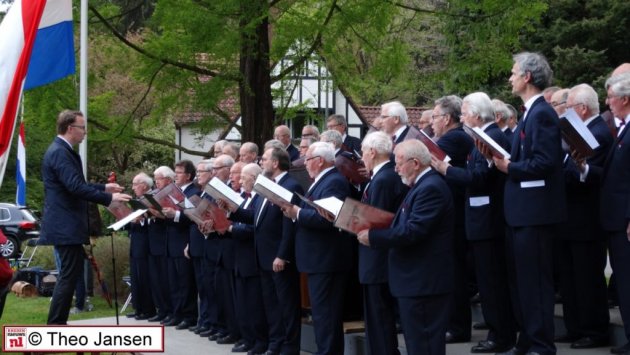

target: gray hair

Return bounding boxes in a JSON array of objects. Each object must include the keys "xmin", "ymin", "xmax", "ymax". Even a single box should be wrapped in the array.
[
  {"xmin": 133, "ymin": 172, "xmax": 153, "ymax": 188},
  {"xmin": 513, "ymin": 52, "xmax": 553, "ymax": 91},
  {"xmin": 309, "ymin": 141, "xmax": 335, "ymax": 163},
  {"xmin": 381, "ymin": 101, "xmax": 408, "ymax": 124},
  {"xmin": 569, "ymin": 84, "xmax": 600, "ymax": 115},
  {"xmin": 241, "ymin": 142, "xmax": 259, "ymax": 155},
  {"xmin": 215, "ymin": 154, "xmax": 235, "ymax": 169},
  {"xmin": 361, "ymin": 131, "xmax": 393, "ymax": 156},
  {"xmin": 464, "ymin": 92, "xmax": 495, "ymax": 123},
  {"xmin": 242, "ymin": 163, "xmax": 262, "ymax": 176},
  {"xmin": 197, "ymin": 159, "xmax": 214, "ymax": 171},
  {"xmin": 326, "ymin": 114, "xmax": 348, "ymax": 128},
  {"xmin": 492, "ymin": 99, "xmax": 510, "ymax": 122},
  {"xmin": 154, "ymin": 166, "xmax": 175, "ymax": 180},
  {"xmin": 435, "ymin": 95, "xmax": 463, "ymax": 123},
  {"xmin": 302, "ymin": 124, "xmax": 321, "ymax": 138},
  {"xmin": 264, "ymin": 139, "xmax": 285, "ymax": 151},
  {"xmin": 395, "ymin": 140, "xmax": 431, "ymax": 166},
  {"xmin": 606, "ymin": 73, "xmax": 630, "ymax": 98},
  {"xmin": 505, "ymin": 103, "xmax": 518, "ymax": 120},
  {"xmin": 320, "ymin": 130, "xmax": 343, "ymax": 149}
]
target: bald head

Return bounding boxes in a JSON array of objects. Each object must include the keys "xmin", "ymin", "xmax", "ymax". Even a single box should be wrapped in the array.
[
  {"xmin": 612, "ymin": 63, "xmax": 630, "ymax": 76},
  {"xmin": 274, "ymin": 125, "xmax": 291, "ymax": 146}
]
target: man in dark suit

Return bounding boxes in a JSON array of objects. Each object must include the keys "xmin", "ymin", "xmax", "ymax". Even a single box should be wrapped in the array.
[
  {"xmin": 225, "ymin": 163, "xmax": 269, "ymax": 354},
  {"xmin": 236, "ymin": 147, "xmax": 303, "ymax": 355},
  {"xmin": 284, "ymin": 142, "xmax": 352, "ymax": 355},
  {"xmin": 358, "ymin": 131, "xmax": 408, "ymax": 355},
  {"xmin": 161, "ymin": 161, "xmax": 200, "ymax": 330},
  {"xmin": 357, "ymin": 139, "xmax": 454, "ymax": 355},
  {"xmin": 493, "ymin": 99, "xmax": 515, "ymax": 143},
  {"xmin": 147, "ymin": 167, "xmax": 174, "ymax": 324},
  {"xmin": 379, "ymin": 101, "xmax": 423, "ymax": 145},
  {"xmin": 554, "ymin": 84, "xmax": 612, "ymax": 349},
  {"xmin": 433, "ymin": 92, "xmax": 516, "ymax": 353},
  {"xmin": 186, "ymin": 160, "xmax": 215, "ymax": 336},
  {"xmin": 582, "ymin": 72, "xmax": 630, "ymax": 355},
  {"xmin": 326, "ymin": 114, "xmax": 362, "ymax": 154},
  {"xmin": 492, "ymin": 52, "xmax": 567, "ymax": 355},
  {"xmin": 39, "ymin": 110, "xmax": 131, "ymax": 325},
  {"xmin": 432, "ymin": 94, "xmax": 475, "ymax": 343},
  {"xmin": 274, "ymin": 125, "xmax": 299, "ymax": 162},
  {"xmin": 320, "ymin": 129, "xmax": 345, "ymax": 156},
  {"xmin": 128, "ymin": 173, "xmax": 156, "ymax": 320}
]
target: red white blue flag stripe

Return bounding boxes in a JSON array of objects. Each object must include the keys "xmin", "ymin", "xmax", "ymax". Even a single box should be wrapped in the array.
[
  {"xmin": 0, "ymin": 0, "xmax": 75, "ymax": 192},
  {"xmin": 16, "ymin": 122, "xmax": 26, "ymax": 205}
]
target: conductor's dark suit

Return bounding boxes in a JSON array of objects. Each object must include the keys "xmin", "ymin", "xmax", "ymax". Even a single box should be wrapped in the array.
[
  {"xmin": 370, "ymin": 169, "xmax": 454, "ymax": 355},
  {"xmin": 559, "ymin": 115, "xmax": 612, "ymax": 342},
  {"xmin": 232, "ymin": 172, "xmax": 303, "ymax": 354},
  {"xmin": 504, "ymin": 96, "xmax": 567, "ymax": 355},
  {"xmin": 437, "ymin": 125, "xmax": 474, "ymax": 341},
  {"xmin": 295, "ymin": 167, "xmax": 352, "ymax": 355},
  {"xmin": 40, "ymin": 137, "xmax": 113, "ymax": 325},
  {"xmin": 444, "ymin": 123, "xmax": 516, "ymax": 348},
  {"xmin": 588, "ymin": 117, "xmax": 630, "ymax": 344},
  {"xmin": 359, "ymin": 161, "xmax": 407, "ymax": 355}
]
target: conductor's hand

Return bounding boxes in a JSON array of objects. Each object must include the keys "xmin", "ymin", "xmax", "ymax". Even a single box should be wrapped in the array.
[
  {"xmin": 112, "ymin": 193, "xmax": 131, "ymax": 202},
  {"xmin": 106, "ymin": 183, "xmax": 124, "ymax": 193}
]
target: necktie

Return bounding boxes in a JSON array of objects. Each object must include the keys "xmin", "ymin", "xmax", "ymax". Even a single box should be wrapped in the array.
[{"xmin": 242, "ymin": 191, "xmax": 251, "ymax": 199}]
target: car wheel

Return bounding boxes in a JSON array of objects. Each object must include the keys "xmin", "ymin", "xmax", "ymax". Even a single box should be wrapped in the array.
[{"xmin": 0, "ymin": 235, "xmax": 18, "ymax": 258}]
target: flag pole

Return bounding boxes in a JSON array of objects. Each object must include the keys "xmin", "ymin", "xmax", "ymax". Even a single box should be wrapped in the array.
[{"xmin": 79, "ymin": 0, "xmax": 88, "ymax": 177}]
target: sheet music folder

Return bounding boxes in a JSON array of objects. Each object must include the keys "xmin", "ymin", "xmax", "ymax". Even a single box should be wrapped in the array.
[{"xmin": 559, "ymin": 108, "xmax": 600, "ymax": 158}]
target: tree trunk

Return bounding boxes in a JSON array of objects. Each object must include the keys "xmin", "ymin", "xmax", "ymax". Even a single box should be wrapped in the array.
[{"xmin": 239, "ymin": 0, "xmax": 274, "ymax": 150}]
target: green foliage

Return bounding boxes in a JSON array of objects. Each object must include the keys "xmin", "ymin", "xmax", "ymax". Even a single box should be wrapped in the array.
[{"xmin": 438, "ymin": 0, "xmax": 547, "ymax": 97}]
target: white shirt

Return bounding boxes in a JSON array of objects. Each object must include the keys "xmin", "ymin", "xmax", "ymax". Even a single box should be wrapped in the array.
[{"xmin": 522, "ymin": 94, "xmax": 544, "ymax": 122}]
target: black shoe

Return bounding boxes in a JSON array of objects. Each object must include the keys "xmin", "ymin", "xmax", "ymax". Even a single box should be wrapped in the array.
[
  {"xmin": 258, "ymin": 351, "xmax": 279, "ymax": 355},
  {"xmin": 232, "ymin": 343, "xmax": 252, "ymax": 352},
  {"xmin": 163, "ymin": 318, "xmax": 182, "ymax": 327},
  {"xmin": 217, "ymin": 334, "xmax": 239, "ymax": 345},
  {"xmin": 125, "ymin": 313, "xmax": 137, "ymax": 318},
  {"xmin": 175, "ymin": 320, "xmax": 194, "ymax": 330},
  {"xmin": 147, "ymin": 314, "xmax": 164, "ymax": 322},
  {"xmin": 495, "ymin": 347, "xmax": 527, "ymax": 355},
  {"xmin": 200, "ymin": 328, "xmax": 218, "ymax": 337},
  {"xmin": 473, "ymin": 321, "xmax": 489, "ymax": 330},
  {"xmin": 159, "ymin": 316, "xmax": 173, "ymax": 325},
  {"xmin": 194, "ymin": 326, "xmax": 209, "ymax": 334},
  {"xmin": 135, "ymin": 313, "xmax": 153, "ymax": 320},
  {"xmin": 571, "ymin": 336, "xmax": 608, "ymax": 349},
  {"xmin": 209, "ymin": 332, "xmax": 226, "ymax": 341},
  {"xmin": 554, "ymin": 333, "xmax": 580, "ymax": 343},
  {"xmin": 471, "ymin": 340, "xmax": 512, "ymax": 353},
  {"xmin": 611, "ymin": 342, "xmax": 630, "ymax": 354},
  {"xmin": 445, "ymin": 331, "xmax": 470, "ymax": 343}
]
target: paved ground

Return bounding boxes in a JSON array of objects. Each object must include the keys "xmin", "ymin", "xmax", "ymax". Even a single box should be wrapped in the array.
[{"xmin": 71, "ymin": 315, "xmax": 616, "ymax": 355}]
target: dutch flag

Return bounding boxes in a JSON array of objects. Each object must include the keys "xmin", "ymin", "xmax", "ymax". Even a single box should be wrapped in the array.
[{"xmin": 0, "ymin": 0, "xmax": 75, "ymax": 202}]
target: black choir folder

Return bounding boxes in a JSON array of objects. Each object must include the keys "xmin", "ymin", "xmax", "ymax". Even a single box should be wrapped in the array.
[
  {"xmin": 559, "ymin": 109, "xmax": 600, "ymax": 158},
  {"xmin": 181, "ymin": 195, "xmax": 231, "ymax": 233},
  {"xmin": 462, "ymin": 125, "xmax": 511, "ymax": 159},
  {"xmin": 418, "ymin": 130, "xmax": 451, "ymax": 162},
  {"xmin": 295, "ymin": 194, "xmax": 394, "ymax": 235},
  {"xmin": 204, "ymin": 177, "xmax": 245, "ymax": 210},
  {"xmin": 253, "ymin": 174, "xmax": 294, "ymax": 209}
]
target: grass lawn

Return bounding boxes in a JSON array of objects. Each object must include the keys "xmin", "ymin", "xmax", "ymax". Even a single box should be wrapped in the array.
[{"xmin": 1, "ymin": 293, "xmax": 129, "ymax": 325}]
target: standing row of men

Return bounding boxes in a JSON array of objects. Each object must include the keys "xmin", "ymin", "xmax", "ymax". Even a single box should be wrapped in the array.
[{"xmin": 50, "ymin": 52, "xmax": 630, "ymax": 355}]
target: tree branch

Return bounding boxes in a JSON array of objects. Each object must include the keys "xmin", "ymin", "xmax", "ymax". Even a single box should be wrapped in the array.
[
  {"xmin": 271, "ymin": 0, "xmax": 338, "ymax": 82},
  {"xmin": 387, "ymin": 0, "xmax": 509, "ymax": 19},
  {"xmin": 89, "ymin": 5, "xmax": 234, "ymax": 79}
]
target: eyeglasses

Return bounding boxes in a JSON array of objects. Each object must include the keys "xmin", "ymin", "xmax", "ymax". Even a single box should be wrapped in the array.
[
  {"xmin": 397, "ymin": 158, "xmax": 418, "ymax": 166},
  {"xmin": 305, "ymin": 155, "xmax": 321, "ymax": 162},
  {"xmin": 431, "ymin": 114, "xmax": 447, "ymax": 120},
  {"xmin": 551, "ymin": 101, "xmax": 566, "ymax": 107},
  {"xmin": 566, "ymin": 103, "xmax": 584, "ymax": 110},
  {"xmin": 70, "ymin": 125, "xmax": 86, "ymax": 130},
  {"xmin": 326, "ymin": 123, "xmax": 341, "ymax": 129}
]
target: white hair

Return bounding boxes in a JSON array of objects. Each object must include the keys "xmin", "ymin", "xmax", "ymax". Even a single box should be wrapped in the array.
[
  {"xmin": 464, "ymin": 92, "xmax": 495, "ymax": 123},
  {"xmin": 381, "ymin": 101, "xmax": 408, "ymax": 124},
  {"xmin": 154, "ymin": 166, "xmax": 175, "ymax": 180},
  {"xmin": 309, "ymin": 141, "xmax": 335, "ymax": 163},
  {"xmin": 361, "ymin": 131, "xmax": 393, "ymax": 156},
  {"xmin": 569, "ymin": 84, "xmax": 600, "ymax": 114}
]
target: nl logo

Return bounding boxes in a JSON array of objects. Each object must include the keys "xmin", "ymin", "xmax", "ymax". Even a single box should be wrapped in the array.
[{"xmin": 4, "ymin": 327, "xmax": 28, "ymax": 350}]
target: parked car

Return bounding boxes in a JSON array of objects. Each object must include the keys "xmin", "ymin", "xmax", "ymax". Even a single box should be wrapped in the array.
[{"xmin": 0, "ymin": 203, "xmax": 40, "ymax": 259}]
